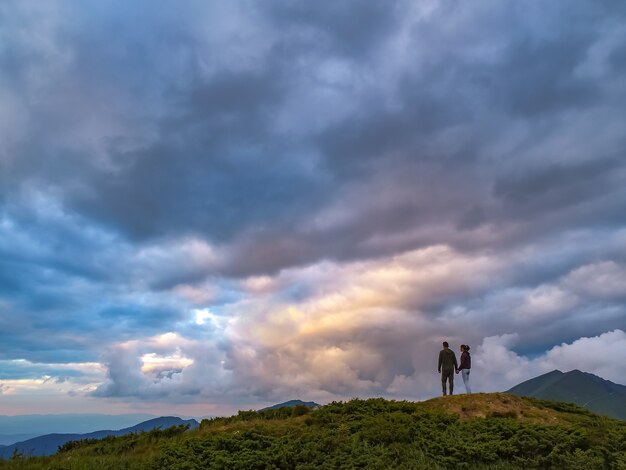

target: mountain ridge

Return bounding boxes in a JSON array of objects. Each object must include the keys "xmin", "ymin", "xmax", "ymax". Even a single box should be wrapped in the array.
[
  {"xmin": 260, "ymin": 399, "xmax": 320, "ymax": 411},
  {"xmin": 0, "ymin": 413, "xmax": 157, "ymax": 443},
  {"xmin": 507, "ymin": 369, "xmax": 626, "ymax": 420},
  {"xmin": 0, "ymin": 416, "xmax": 199, "ymax": 458}
]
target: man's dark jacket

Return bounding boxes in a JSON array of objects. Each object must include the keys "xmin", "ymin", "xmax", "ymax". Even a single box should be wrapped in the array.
[{"xmin": 438, "ymin": 348, "xmax": 458, "ymax": 372}]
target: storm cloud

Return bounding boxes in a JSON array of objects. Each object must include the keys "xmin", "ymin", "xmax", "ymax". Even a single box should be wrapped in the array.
[{"xmin": 0, "ymin": 0, "xmax": 625, "ymax": 414}]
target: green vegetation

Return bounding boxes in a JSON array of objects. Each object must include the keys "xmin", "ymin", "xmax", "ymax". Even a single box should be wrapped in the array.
[{"xmin": 2, "ymin": 394, "xmax": 625, "ymax": 469}]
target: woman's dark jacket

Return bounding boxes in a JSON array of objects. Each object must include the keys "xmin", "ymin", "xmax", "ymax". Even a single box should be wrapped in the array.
[{"xmin": 459, "ymin": 351, "xmax": 471, "ymax": 370}]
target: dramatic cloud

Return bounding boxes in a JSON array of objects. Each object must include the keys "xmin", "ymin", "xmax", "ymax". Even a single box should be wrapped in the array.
[
  {"xmin": 0, "ymin": 0, "xmax": 625, "ymax": 415},
  {"xmin": 93, "ymin": 246, "xmax": 626, "ymax": 403}
]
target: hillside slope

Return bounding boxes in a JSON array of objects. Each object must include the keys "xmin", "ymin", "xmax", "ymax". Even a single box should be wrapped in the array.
[
  {"xmin": 1, "ymin": 394, "xmax": 624, "ymax": 469},
  {"xmin": 508, "ymin": 369, "xmax": 626, "ymax": 420}
]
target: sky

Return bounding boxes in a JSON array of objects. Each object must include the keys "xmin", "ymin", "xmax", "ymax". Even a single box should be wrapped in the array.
[{"xmin": 0, "ymin": 0, "xmax": 625, "ymax": 418}]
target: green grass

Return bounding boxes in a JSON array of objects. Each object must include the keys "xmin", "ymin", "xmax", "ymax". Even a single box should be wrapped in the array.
[{"xmin": 2, "ymin": 395, "xmax": 625, "ymax": 469}]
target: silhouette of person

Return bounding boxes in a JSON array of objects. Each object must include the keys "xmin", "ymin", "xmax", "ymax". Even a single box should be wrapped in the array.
[
  {"xmin": 438, "ymin": 341, "xmax": 458, "ymax": 396},
  {"xmin": 456, "ymin": 344, "xmax": 471, "ymax": 393}
]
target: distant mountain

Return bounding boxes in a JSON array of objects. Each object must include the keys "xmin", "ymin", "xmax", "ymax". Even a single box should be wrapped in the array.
[
  {"xmin": 0, "ymin": 416, "xmax": 199, "ymax": 458},
  {"xmin": 0, "ymin": 434, "xmax": 38, "ymax": 446},
  {"xmin": 261, "ymin": 400, "xmax": 320, "ymax": 411},
  {"xmin": 507, "ymin": 369, "xmax": 626, "ymax": 420},
  {"xmin": 0, "ymin": 413, "xmax": 156, "ymax": 439}
]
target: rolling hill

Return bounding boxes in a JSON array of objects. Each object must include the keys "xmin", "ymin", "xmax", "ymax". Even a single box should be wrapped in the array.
[
  {"xmin": 507, "ymin": 369, "xmax": 626, "ymax": 420},
  {"xmin": 0, "ymin": 394, "xmax": 624, "ymax": 469}
]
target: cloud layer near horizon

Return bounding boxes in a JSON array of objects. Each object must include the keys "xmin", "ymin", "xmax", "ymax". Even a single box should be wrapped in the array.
[{"xmin": 0, "ymin": 0, "xmax": 625, "ymax": 413}]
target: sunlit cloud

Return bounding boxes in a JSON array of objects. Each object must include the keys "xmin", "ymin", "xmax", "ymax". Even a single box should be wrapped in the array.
[{"xmin": 140, "ymin": 351, "xmax": 194, "ymax": 375}]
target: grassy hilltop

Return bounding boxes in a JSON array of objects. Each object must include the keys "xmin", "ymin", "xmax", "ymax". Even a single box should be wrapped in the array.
[{"xmin": 2, "ymin": 393, "xmax": 625, "ymax": 469}]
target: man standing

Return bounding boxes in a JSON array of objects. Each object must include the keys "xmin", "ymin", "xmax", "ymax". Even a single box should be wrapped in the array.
[{"xmin": 438, "ymin": 341, "xmax": 458, "ymax": 396}]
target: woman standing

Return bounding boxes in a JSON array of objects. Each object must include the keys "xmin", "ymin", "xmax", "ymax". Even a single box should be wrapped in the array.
[{"xmin": 457, "ymin": 344, "xmax": 471, "ymax": 394}]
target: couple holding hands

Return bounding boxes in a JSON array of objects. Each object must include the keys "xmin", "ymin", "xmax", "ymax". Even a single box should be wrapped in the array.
[{"xmin": 437, "ymin": 341, "xmax": 472, "ymax": 396}]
